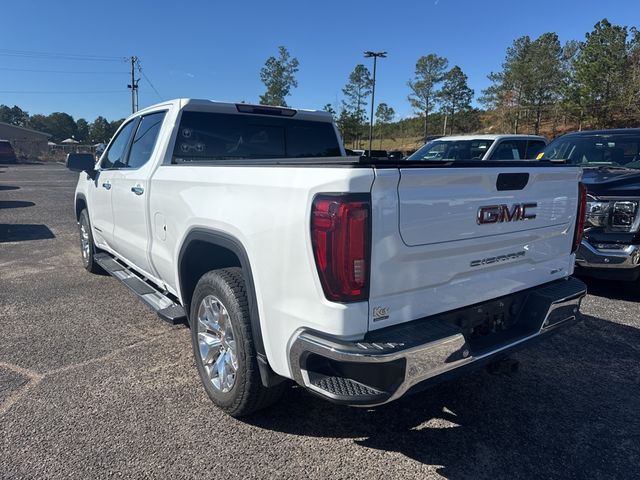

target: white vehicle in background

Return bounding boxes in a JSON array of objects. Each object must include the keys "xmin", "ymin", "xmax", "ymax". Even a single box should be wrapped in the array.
[
  {"xmin": 409, "ymin": 134, "xmax": 548, "ymax": 161},
  {"xmin": 66, "ymin": 99, "xmax": 585, "ymax": 417}
]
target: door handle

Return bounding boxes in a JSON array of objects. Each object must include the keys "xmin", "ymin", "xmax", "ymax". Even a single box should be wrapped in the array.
[
  {"xmin": 102, "ymin": 181, "xmax": 111, "ymax": 190},
  {"xmin": 131, "ymin": 184, "xmax": 144, "ymax": 195}
]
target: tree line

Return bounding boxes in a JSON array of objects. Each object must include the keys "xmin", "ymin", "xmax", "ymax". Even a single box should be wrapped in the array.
[
  {"xmin": 1, "ymin": 18, "xmax": 637, "ymax": 150},
  {"xmin": 258, "ymin": 18, "xmax": 640, "ymax": 147},
  {"xmin": 482, "ymin": 19, "xmax": 640, "ymax": 136},
  {"xmin": 0, "ymin": 104, "xmax": 124, "ymax": 144}
]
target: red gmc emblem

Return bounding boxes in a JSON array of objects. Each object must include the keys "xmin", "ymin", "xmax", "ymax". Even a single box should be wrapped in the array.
[{"xmin": 477, "ymin": 203, "xmax": 537, "ymax": 224}]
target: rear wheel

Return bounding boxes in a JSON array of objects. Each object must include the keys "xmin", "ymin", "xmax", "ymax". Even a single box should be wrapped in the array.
[
  {"xmin": 78, "ymin": 209, "xmax": 102, "ymax": 274},
  {"xmin": 190, "ymin": 268, "xmax": 285, "ymax": 417}
]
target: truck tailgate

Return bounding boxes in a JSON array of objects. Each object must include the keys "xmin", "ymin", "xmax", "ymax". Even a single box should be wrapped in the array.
[{"xmin": 368, "ymin": 165, "xmax": 582, "ymax": 330}]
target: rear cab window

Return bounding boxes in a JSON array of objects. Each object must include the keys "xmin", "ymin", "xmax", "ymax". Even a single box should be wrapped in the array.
[{"xmin": 172, "ymin": 111, "xmax": 341, "ymax": 163}]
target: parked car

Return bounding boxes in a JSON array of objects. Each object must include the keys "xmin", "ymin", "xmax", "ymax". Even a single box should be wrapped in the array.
[
  {"xmin": 0, "ymin": 140, "xmax": 17, "ymax": 164},
  {"xmin": 407, "ymin": 135, "xmax": 548, "ymax": 161},
  {"xmin": 67, "ymin": 99, "xmax": 586, "ymax": 417},
  {"xmin": 387, "ymin": 150, "xmax": 404, "ymax": 160},
  {"xmin": 363, "ymin": 149, "xmax": 388, "ymax": 159},
  {"xmin": 539, "ymin": 129, "xmax": 640, "ymax": 284}
]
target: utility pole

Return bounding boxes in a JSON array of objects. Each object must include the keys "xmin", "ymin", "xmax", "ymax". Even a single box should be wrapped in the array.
[
  {"xmin": 128, "ymin": 56, "xmax": 139, "ymax": 114},
  {"xmin": 364, "ymin": 51, "xmax": 387, "ymax": 157}
]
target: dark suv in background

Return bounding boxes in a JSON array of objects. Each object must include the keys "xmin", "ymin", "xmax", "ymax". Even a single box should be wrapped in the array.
[
  {"xmin": 0, "ymin": 140, "xmax": 17, "ymax": 164},
  {"xmin": 540, "ymin": 129, "xmax": 640, "ymax": 285}
]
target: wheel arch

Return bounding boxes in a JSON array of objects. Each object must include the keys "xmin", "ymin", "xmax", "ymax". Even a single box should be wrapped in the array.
[
  {"xmin": 178, "ymin": 228, "xmax": 284, "ymax": 387},
  {"xmin": 75, "ymin": 193, "xmax": 88, "ymax": 220}
]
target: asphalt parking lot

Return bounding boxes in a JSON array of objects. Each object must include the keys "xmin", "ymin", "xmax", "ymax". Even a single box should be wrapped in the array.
[{"xmin": 1, "ymin": 163, "xmax": 639, "ymax": 479}]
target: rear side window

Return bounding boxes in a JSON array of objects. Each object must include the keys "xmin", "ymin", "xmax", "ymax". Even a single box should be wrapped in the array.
[
  {"xmin": 127, "ymin": 111, "xmax": 166, "ymax": 169},
  {"xmin": 172, "ymin": 111, "xmax": 341, "ymax": 162},
  {"xmin": 490, "ymin": 141, "xmax": 525, "ymax": 160},
  {"xmin": 525, "ymin": 140, "xmax": 546, "ymax": 159}
]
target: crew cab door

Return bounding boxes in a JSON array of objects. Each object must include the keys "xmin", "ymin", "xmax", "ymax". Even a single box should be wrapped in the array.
[
  {"xmin": 111, "ymin": 111, "xmax": 167, "ymax": 277},
  {"xmin": 89, "ymin": 119, "xmax": 137, "ymax": 249}
]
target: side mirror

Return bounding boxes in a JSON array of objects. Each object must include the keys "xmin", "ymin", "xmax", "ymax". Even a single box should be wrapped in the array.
[{"xmin": 66, "ymin": 153, "xmax": 96, "ymax": 177}]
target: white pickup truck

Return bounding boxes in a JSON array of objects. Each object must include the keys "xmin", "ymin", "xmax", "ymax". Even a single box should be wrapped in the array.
[{"xmin": 67, "ymin": 99, "xmax": 588, "ymax": 417}]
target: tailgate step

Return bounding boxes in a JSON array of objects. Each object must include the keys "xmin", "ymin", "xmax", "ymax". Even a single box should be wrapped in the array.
[
  {"xmin": 308, "ymin": 372, "xmax": 387, "ymax": 403},
  {"xmin": 94, "ymin": 253, "xmax": 187, "ymax": 325}
]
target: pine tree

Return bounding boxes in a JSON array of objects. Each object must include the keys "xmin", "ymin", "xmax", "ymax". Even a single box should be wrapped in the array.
[
  {"xmin": 440, "ymin": 66, "xmax": 473, "ymax": 135},
  {"xmin": 259, "ymin": 46, "xmax": 299, "ymax": 107},
  {"xmin": 341, "ymin": 64, "xmax": 373, "ymax": 148},
  {"xmin": 407, "ymin": 54, "xmax": 448, "ymax": 140}
]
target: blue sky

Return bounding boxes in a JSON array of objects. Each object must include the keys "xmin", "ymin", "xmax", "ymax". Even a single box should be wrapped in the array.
[{"xmin": 0, "ymin": 0, "xmax": 637, "ymax": 122}]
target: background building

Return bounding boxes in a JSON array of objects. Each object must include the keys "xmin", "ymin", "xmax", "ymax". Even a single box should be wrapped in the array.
[{"xmin": 0, "ymin": 121, "xmax": 50, "ymax": 159}]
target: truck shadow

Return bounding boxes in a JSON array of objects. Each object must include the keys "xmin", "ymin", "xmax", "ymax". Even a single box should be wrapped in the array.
[
  {"xmin": 246, "ymin": 315, "xmax": 639, "ymax": 479},
  {"xmin": 0, "ymin": 224, "xmax": 55, "ymax": 242},
  {"xmin": 0, "ymin": 200, "xmax": 35, "ymax": 209},
  {"xmin": 578, "ymin": 275, "xmax": 639, "ymax": 302}
]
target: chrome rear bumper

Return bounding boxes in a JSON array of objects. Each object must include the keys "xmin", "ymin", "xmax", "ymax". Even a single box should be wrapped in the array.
[
  {"xmin": 288, "ymin": 278, "xmax": 586, "ymax": 406},
  {"xmin": 575, "ymin": 240, "xmax": 640, "ymax": 270}
]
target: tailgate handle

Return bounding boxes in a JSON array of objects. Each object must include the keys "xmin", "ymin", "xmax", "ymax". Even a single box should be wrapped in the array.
[{"xmin": 497, "ymin": 173, "xmax": 529, "ymax": 191}]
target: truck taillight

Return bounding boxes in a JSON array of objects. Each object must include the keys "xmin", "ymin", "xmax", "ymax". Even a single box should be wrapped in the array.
[
  {"xmin": 311, "ymin": 194, "xmax": 370, "ymax": 302},
  {"xmin": 572, "ymin": 183, "xmax": 587, "ymax": 253}
]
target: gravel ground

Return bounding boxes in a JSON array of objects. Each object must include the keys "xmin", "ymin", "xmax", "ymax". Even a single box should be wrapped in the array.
[{"xmin": 1, "ymin": 163, "xmax": 639, "ymax": 480}]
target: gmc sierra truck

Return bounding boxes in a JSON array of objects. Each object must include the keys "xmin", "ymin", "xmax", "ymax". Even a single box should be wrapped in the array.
[
  {"xmin": 67, "ymin": 99, "xmax": 587, "ymax": 417},
  {"xmin": 540, "ymin": 129, "xmax": 640, "ymax": 285}
]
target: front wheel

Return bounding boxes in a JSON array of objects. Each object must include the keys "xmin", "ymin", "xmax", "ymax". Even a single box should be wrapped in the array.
[
  {"xmin": 190, "ymin": 267, "xmax": 285, "ymax": 417},
  {"xmin": 78, "ymin": 209, "xmax": 102, "ymax": 274}
]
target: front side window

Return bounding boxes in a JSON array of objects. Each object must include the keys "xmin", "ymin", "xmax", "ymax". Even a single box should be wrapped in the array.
[
  {"xmin": 127, "ymin": 112, "xmax": 166, "ymax": 169},
  {"xmin": 101, "ymin": 120, "xmax": 136, "ymax": 169},
  {"xmin": 172, "ymin": 111, "xmax": 341, "ymax": 162},
  {"xmin": 407, "ymin": 139, "xmax": 494, "ymax": 161}
]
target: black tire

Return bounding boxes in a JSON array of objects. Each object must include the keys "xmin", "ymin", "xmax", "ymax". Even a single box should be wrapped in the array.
[
  {"xmin": 78, "ymin": 209, "xmax": 102, "ymax": 274},
  {"xmin": 190, "ymin": 267, "xmax": 285, "ymax": 417}
]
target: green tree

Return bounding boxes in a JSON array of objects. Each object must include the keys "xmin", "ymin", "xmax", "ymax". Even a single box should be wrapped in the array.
[
  {"xmin": 342, "ymin": 64, "xmax": 373, "ymax": 147},
  {"xmin": 525, "ymin": 33, "xmax": 565, "ymax": 134},
  {"xmin": 574, "ymin": 19, "xmax": 631, "ymax": 127},
  {"xmin": 336, "ymin": 108, "xmax": 360, "ymax": 147},
  {"xmin": 439, "ymin": 66, "xmax": 474, "ymax": 135},
  {"xmin": 76, "ymin": 118, "xmax": 89, "ymax": 142},
  {"xmin": 259, "ymin": 46, "xmax": 299, "ymax": 107},
  {"xmin": 108, "ymin": 119, "xmax": 125, "ymax": 140},
  {"xmin": 374, "ymin": 103, "xmax": 395, "ymax": 148},
  {"xmin": 322, "ymin": 103, "xmax": 336, "ymax": 117},
  {"xmin": 44, "ymin": 112, "xmax": 77, "ymax": 142},
  {"xmin": 407, "ymin": 54, "xmax": 449, "ymax": 141},
  {"xmin": 27, "ymin": 114, "xmax": 49, "ymax": 134},
  {"xmin": 89, "ymin": 116, "xmax": 111, "ymax": 144},
  {"xmin": 481, "ymin": 36, "xmax": 532, "ymax": 133},
  {"xmin": 0, "ymin": 105, "xmax": 29, "ymax": 127}
]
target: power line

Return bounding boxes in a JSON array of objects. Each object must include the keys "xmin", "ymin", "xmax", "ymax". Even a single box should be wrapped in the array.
[
  {"xmin": 0, "ymin": 66, "xmax": 128, "ymax": 74},
  {"xmin": 0, "ymin": 48, "xmax": 125, "ymax": 62},
  {"xmin": 136, "ymin": 60, "xmax": 162, "ymax": 100},
  {"xmin": 0, "ymin": 90, "xmax": 124, "ymax": 94}
]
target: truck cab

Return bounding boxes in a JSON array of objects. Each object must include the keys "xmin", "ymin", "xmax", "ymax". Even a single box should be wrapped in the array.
[
  {"xmin": 67, "ymin": 99, "xmax": 587, "ymax": 417},
  {"xmin": 409, "ymin": 134, "xmax": 548, "ymax": 161},
  {"xmin": 540, "ymin": 129, "xmax": 640, "ymax": 285}
]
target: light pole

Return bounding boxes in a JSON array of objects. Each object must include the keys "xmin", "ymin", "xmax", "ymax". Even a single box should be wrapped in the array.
[{"xmin": 364, "ymin": 51, "xmax": 386, "ymax": 157}]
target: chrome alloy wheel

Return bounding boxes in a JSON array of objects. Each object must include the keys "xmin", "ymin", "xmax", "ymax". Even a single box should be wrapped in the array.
[
  {"xmin": 79, "ymin": 223, "xmax": 90, "ymax": 262},
  {"xmin": 196, "ymin": 295, "xmax": 238, "ymax": 393}
]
